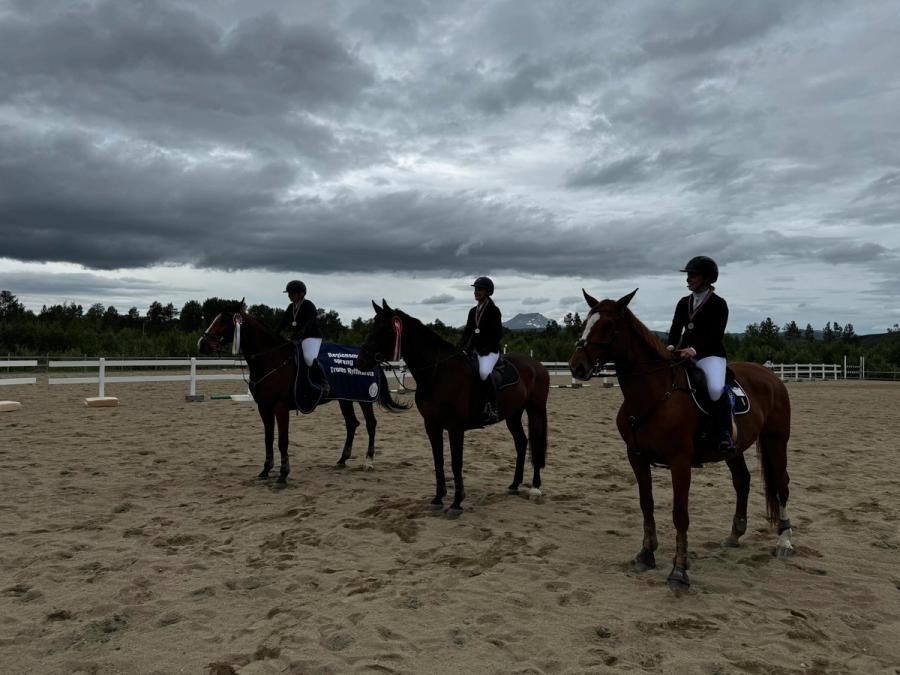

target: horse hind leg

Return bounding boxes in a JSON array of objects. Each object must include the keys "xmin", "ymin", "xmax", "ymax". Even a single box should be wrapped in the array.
[
  {"xmin": 505, "ymin": 411, "xmax": 528, "ymax": 494},
  {"xmin": 525, "ymin": 400, "xmax": 548, "ymax": 501},
  {"xmin": 759, "ymin": 431, "xmax": 794, "ymax": 557},
  {"xmin": 723, "ymin": 453, "xmax": 751, "ymax": 547}
]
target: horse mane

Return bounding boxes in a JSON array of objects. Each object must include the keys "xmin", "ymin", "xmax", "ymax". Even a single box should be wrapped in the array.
[
  {"xmin": 237, "ymin": 310, "xmax": 288, "ymax": 345},
  {"xmin": 622, "ymin": 306, "xmax": 671, "ymax": 361},
  {"xmin": 396, "ymin": 309, "xmax": 457, "ymax": 354}
]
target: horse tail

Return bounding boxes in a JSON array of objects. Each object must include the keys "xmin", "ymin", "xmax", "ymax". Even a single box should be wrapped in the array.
[
  {"xmin": 376, "ymin": 367, "xmax": 410, "ymax": 412},
  {"xmin": 756, "ymin": 377, "xmax": 791, "ymax": 527},
  {"xmin": 527, "ymin": 363, "xmax": 550, "ymax": 469}
]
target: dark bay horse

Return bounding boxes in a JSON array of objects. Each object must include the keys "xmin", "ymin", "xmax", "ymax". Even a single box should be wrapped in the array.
[
  {"xmin": 197, "ymin": 306, "xmax": 407, "ymax": 486},
  {"xmin": 355, "ymin": 301, "xmax": 550, "ymax": 517},
  {"xmin": 568, "ymin": 289, "xmax": 794, "ymax": 591}
]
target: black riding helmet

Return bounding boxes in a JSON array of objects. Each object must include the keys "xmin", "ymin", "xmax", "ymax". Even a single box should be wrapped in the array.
[
  {"xmin": 284, "ymin": 280, "xmax": 306, "ymax": 294},
  {"xmin": 471, "ymin": 276, "xmax": 494, "ymax": 295},
  {"xmin": 680, "ymin": 256, "xmax": 718, "ymax": 284}
]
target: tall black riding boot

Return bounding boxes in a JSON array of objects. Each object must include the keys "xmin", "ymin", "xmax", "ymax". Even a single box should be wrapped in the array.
[
  {"xmin": 715, "ymin": 395, "xmax": 736, "ymax": 454},
  {"xmin": 309, "ymin": 360, "xmax": 331, "ymax": 397},
  {"xmin": 482, "ymin": 377, "xmax": 498, "ymax": 425}
]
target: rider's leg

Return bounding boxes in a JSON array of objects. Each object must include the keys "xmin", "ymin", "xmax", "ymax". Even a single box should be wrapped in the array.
[
  {"xmin": 697, "ymin": 356, "xmax": 733, "ymax": 450},
  {"xmin": 301, "ymin": 337, "xmax": 330, "ymax": 395},
  {"xmin": 478, "ymin": 352, "xmax": 500, "ymax": 423}
]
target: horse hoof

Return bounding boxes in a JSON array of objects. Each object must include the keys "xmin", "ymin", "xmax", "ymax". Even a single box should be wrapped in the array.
[
  {"xmin": 507, "ymin": 484, "xmax": 520, "ymax": 494},
  {"xmin": 666, "ymin": 567, "xmax": 690, "ymax": 592},
  {"xmin": 274, "ymin": 481, "xmax": 288, "ymax": 490},
  {"xmin": 427, "ymin": 502, "xmax": 443, "ymax": 512},
  {"xmin": 334, "ymin": 461, "xmax": 348, "ymax": 469},
  {"xmin": 632, "ymin": 549, "xmax": 656, "ymax": 572},
  {"xmin": 364, "ymin": 459, "xmax": 374, "ymax": 471},
  {"xmin": 529, "ymin": 487, "xmax": 542, "ymax": 501},
  {"xmin": 446, "ymin": 507, "xmax": 463, "ymax": 519},
  {"xmin": 722, "ymin": 536, "xmax": 740, "ymax": 548},
  {"xmin": 776, "ymin": 543, "xmax": 795, "ymax": 558}
]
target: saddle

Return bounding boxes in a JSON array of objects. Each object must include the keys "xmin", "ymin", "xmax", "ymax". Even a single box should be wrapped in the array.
[
  {"xmin": 466, "ymin": 354, "xmax": 520, "ymax": 391},
  {"xmin": 684, "ymin": 366, "xmax": 750, "ymax": 416}
]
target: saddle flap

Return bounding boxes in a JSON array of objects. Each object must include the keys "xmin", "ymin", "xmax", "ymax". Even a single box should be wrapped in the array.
[{"xmin": 490, "ymin": 358, "xmax": 520, "ymax": 391}]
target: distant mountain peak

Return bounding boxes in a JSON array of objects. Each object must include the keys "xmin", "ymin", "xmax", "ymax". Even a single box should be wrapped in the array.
[{"xmin": 503, "ymin": 312, "xmax": 552, "ymax": 331}]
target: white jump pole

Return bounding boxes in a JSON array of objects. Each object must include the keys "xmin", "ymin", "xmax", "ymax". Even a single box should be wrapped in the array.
[
  {"xmin": 185, "ymin": 357, "xmax": 204, "ymax": 402},
  {"xmin": 98, "ymin": 358, "xmax": 105, "ymax": 398}
]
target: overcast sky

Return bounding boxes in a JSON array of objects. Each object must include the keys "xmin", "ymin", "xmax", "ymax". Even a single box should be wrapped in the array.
[{"xmin": 2, "ymin": 0, "xmax": 899, "ymax": 334}]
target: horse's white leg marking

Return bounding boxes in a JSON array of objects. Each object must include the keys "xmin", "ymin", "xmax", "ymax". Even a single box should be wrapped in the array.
[{"xmin": 776, "ymin": 504, "xmax": 794, "ymax": 557}]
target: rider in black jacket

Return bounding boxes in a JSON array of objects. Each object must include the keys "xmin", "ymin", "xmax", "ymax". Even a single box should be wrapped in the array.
[
  {"xmin": 275, "ymin": 280, "xmax": 329, "ymax": 395},
  {"xmin": 459, "ymin": 276, "xmax": 503, "ymax": 424},
  {"xmin": 666, "ymin": 256, "xmax": 734, "ymax": 452}
]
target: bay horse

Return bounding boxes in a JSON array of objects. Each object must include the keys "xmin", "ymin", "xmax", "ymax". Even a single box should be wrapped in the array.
[
  {"xmin": 355, "ymin": 300, "xmax": 550, "ymax": 517},
  {"xmin": 568, "ymin": 289, "xmax": 794, "ymax": 591},
  {"xmin": 197, "ymin": 305, "xmax": 407, "ymax": 486}
]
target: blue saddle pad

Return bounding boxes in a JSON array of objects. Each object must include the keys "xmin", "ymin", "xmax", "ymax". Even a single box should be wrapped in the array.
[{"xmin": 685, "ymin": 371, "xmax": 750, "ymax": 417}]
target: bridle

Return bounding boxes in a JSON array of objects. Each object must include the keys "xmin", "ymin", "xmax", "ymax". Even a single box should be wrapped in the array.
[{"xmin": 201, "ymin": 312, "xmax": 294, "ymax": 390}]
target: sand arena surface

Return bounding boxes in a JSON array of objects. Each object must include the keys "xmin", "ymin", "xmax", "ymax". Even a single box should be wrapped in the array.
[{"xmin": 1, "ymin": 378, "xmax": 899, "ymax": 674}]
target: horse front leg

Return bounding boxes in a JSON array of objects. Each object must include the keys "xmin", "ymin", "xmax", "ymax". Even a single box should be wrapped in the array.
[
  {"xmin": 361, "ymin": 402, "xmax": 377, "ymax": 471},
  {"xmin": 257, "ymin": 404, "xmax": 275, "ymax": 479},
  {"xmin": 447, "ymin": 428, "xmax": 466, "ymax": 518},
  {"xmin": 628, "ymin": 449, "xmax": 658, "ymax": 572},
  {"xmin": 723, "ymin": 453, "xmax": 751, "ymax": 547},
  {"xmin": 336, "ymin": 400, "xmax": 360, "ymax": 468},
  {"xmin": 274, "ymin": 404, "xmax": 291, "ymax": 487},
  {"xmin": 667, "ymin": 455, "xmax": 692, "ymax": 591},
  {"xmin": 424, "ymin": 419, "xmax": 447, "ymax": 511}
]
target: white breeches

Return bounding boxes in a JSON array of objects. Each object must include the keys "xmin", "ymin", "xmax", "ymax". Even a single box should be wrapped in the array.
[
  {"xmin": 301, "ymin": 337, "xmax": 322, "ymax": 367},
  {"xmin": 478, "ymin": 352, "xmax": 500, "ymax": 380},
  {"xmin": 696, "ymin": 355, "xmax": 726, "ymax": 400}
]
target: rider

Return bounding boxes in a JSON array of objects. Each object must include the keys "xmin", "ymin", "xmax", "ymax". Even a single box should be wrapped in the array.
[
  {"xmin": 459, "ymin": 276, "xmax": 503, "ymax": 424},
  {"xmin": 666, "ymin": 256, "xmax": 735, "ymax": 452},
  {"xmin": 275, "ymin": 280, "xmax": 330, "ymax": 396}
]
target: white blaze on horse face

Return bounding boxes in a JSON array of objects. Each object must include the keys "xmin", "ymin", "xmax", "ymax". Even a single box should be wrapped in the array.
[{"xmin": 580, "ymin": 312, "xmax": 600, "ymax": 344}]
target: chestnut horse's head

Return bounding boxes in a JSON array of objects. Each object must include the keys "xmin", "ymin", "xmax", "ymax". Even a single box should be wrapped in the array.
[
  {"xmin": 356, "ymin": 299, "xmax": 402, "ymax": 370},
  {"xmin": 568, "ymin": 288, "xmax": 637, "ymax": 381}
]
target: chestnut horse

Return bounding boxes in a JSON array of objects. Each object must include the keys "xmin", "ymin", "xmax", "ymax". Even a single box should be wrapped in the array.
[
  {"xmin": 198, "ymin": 307, "xmax": 407, "ymax": 486},
  {"xmin": 568, "ymin": 289, "xmax": 794, "ymax": 591},
  {"xmin": 355, "ymin": 301, "xmax": 550, "ymax": 516}
]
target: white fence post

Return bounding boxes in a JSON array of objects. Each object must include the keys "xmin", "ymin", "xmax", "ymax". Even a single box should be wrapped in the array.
[{"xmin": 98, "ymin": 358, "xmax": 106, "ymax": 398}]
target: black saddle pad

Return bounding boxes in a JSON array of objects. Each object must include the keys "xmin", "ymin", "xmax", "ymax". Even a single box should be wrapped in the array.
[{"xmin": 685, "ymin": 366, "xmax": 750, "ymax": 416}]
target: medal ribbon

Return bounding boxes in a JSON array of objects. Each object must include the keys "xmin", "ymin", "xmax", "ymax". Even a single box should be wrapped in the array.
[
  {"xmin": 391, "ymin": 316, "xmax": 403, "ymax": 361},
  {"xmin": 688, "ymin": 290, "xmax": 712, "ymax": 322},
  {"xmin": 232, "ymin": 314, "xmax": 243, "ymax": 355}
]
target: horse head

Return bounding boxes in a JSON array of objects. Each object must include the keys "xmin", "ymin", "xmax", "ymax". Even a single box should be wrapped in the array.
[
  {"xmin": 197, "ymin": 300, "xmax": 246, "ymax": 355},
  {"xmin": 356, "ymin": 299, "xmax": 402, "ymax": 370},
  {"xmin": 568, "ymin": 288, "xmax": 637, "ymax": 380}
]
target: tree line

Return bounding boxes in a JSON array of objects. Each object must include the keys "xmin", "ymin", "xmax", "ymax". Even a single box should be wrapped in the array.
[{"xmin": 1, "ymin": 290, "xmax": 898, "ymax": 370}]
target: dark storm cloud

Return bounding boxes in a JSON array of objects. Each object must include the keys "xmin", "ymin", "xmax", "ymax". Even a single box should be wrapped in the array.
[{"xmin": 1, "ymin": 0, "xmax": 899, "ymax": 307}]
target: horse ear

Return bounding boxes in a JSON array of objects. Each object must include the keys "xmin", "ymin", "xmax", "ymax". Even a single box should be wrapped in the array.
[
  {"xmin": 582, "ymin": 288, "xmax": 599, "ymax": 308},
  {"xmin": 382, "ymin": 299, "xmax": 394, "ymax": 313},
  {"xmin": 615, "ymin": 288, "xmax": 638, "ymax": 312},
  {"xmin": 239, "ymin": 297, "xmax": 246, "ymax": 312},
  {"xmin": 372, "ymin": 300, "xmax": 383, "ymax": 315}
]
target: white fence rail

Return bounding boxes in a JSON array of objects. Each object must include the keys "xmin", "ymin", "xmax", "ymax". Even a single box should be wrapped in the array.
[
  {"xmin": 769, "ymin": 363, "xmax": 841, "ymax": 381},
  {"xmin": 0, "ymin": 360, "xmax": 38, "ymax": 386},
  {"xmin": 47, "ymin": 357, "xmax": 248, "ymax": 399}
]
